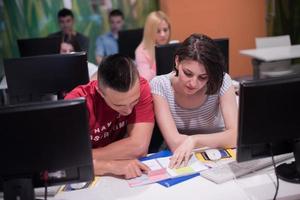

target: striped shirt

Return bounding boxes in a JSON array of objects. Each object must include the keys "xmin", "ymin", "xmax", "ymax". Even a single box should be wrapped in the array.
[{"xmin": 150, "ymin": 72, "xmax": 232, "ymax": 135}]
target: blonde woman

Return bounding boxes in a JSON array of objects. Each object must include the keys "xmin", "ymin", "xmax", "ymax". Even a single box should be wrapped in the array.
[{"xmin": 135, "ymin": 11, "xmax": 171, "ymax": 81}]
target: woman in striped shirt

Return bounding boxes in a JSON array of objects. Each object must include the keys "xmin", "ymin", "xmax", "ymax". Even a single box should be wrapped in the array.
[{"xmin": 150, "ymin": 34, "xmax": 238, "ymax": 168}]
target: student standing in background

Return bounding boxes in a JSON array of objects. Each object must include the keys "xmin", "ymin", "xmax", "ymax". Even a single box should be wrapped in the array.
[
  {"xmin": 150, "ymin": 34, "xmax": 238, "ymax": 168},
  {"xmin": 135, "ymin": 11, "xmax": 171, "ymax": 81},
  {"xmin": 95, "ymin": 9, "xmax": 124, "ymax": 65}
]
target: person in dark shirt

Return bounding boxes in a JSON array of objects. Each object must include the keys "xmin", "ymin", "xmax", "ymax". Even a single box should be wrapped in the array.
[{"xmin": 49, "ymin": 8, "xmax": 89, "ymax": 53}]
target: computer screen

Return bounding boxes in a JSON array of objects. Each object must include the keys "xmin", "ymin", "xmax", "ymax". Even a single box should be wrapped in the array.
[
  {"xmin": 155, "ymin": 38, "xmax": 229, "ymax": 76},
  {"xmin": 118, "ymin": 28, "xmax": 143, "ymax": 60},
  {"xmin": 0, "ymin": 98, "xmax": 94, "ymax": 199},
  {"xmin": 17, "ymin": 37, "xmax": 61, "ymax": 57},
  {"xmin": 214, "ymin": 38, "xmax": 229, "ymax": 73},
  {"xmin": 4, "ymin": 52, "xmax": 89, "ymax": 104},
  {"xmin": 237, "ymin": 74, "xmax": 300, "ymax": 183},
  {"xmin": 155, "ymin": 43, "xmax": 181, "ymax": 76}
]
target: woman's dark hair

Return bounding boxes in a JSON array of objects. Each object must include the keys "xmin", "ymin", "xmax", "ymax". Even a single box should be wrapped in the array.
[
  {"xmin": 174, "ymin": 33, "xmax": 225, "ymax": 95},
  {"xmin": 98, "ymin": 54, "xmax": 139, "ymax": 92}
]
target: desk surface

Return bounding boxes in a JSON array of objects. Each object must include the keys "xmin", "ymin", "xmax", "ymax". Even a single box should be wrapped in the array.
[
  {"xmin": 240, "ymin": 44, "xmax": 300, "ymax": 62},
  {"xmin": 51, "ymin": 169, "xmax": 300, "ymax": 200}
]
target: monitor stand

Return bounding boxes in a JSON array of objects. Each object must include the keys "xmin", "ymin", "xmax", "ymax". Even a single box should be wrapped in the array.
[
  {"xmin": 276, "ymin": 140, "xmax": 300, "ymax": 183},
  {"xmin": 3, "ymin": 178, "xmax": 35, "ymax": 200}
]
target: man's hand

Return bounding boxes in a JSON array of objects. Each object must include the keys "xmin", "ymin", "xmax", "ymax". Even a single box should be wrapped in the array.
[
  {"xmin": 169, "ymin": 136, "xmax": 195, "ymax": 168},
  {"xmin": 94, "ymin": 159, "xmax": 150, "ymax": 179}
]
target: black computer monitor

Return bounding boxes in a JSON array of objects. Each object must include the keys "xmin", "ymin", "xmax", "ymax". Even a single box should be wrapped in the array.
[
  {"xmin": 118, "ymin": 28, "xmax": 143, "ymax": 60},
  {"xmin": 214, "ymin": 38, "xmax": 229, "ymax": 73},
  {"xmin": 17, "ymin": 37, "xmax": 61, "ymax": 57},
  {"xmin": 4, "ymin": 52, "xmax": 89, "ymax": 104},
  {"xmin": 0, "ymin": 98, "xmax": 94, "ymax": 200},
  {"xmin": 155, "ymin": 43, "xmax": 181, "ymax": 76},
  {"xmin": 237, "ymin": 75, "xmax": 300, "ymax": 183},
  {"xmin": 155, "ymin": 38, "xmax": 229, "ymax": 76}
]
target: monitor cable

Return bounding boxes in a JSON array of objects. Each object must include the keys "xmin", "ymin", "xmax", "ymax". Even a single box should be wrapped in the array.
[{"xmin": 270, "ymin": 144, "xmax": 279, "ymax": 200}]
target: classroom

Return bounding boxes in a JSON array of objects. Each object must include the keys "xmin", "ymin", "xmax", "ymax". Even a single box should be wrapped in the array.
[{"xmin": 0, "ymin": 1, "xmax": 300, "ymax": 200}]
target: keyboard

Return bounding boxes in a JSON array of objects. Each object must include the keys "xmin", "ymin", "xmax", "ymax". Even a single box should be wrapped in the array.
[{"xmin": 201, "ymin": 153, "xmax": 293, "ymax": 184}]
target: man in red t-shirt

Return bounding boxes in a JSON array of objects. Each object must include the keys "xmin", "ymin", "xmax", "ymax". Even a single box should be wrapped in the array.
[{"xmin": 65, "ymin": 54, "xmax": 154, "ymax": 179}]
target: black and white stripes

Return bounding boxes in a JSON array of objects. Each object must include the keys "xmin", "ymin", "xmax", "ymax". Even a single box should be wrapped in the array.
[{"xmin": 150, "ymin": 73, "xmax": 232, "ymax": 135}]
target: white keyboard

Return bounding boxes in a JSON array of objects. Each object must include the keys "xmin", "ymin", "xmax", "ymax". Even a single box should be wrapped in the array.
[{"xmin": 201, "ymin": 153, "xmax": 293, "ymax": 184}]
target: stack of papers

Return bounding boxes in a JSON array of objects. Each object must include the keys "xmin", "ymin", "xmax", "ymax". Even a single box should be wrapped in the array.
[{"xmin": 128, "ymin": 154, "xmax": 208, "ymax": 187}]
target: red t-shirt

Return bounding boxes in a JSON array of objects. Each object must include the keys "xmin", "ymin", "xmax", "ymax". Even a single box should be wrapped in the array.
[{"xmin": 65, "ymin": 77, "xmax": 154, "ymax": 148}]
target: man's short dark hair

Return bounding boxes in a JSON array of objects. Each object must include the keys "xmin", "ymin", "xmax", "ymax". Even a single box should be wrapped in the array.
[
  {"xmin": 174, "ymin": 33, "xmax": 225, "ymax": 95},
  {"xmin": 58, "ymin": 8, "xmax": 74, "ymax": 18},
  {"xmin": 109, "ymin": 9, "xmax": 124, "ymax": 19},
  {"xmin": 98, "ymin": 54, "xmax": 138, "ymax": 92}
]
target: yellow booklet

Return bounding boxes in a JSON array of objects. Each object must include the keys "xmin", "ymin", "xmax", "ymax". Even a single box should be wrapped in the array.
[{"xmin": 195, "ymin": 148, "xmax": 236, "ymax": 168}]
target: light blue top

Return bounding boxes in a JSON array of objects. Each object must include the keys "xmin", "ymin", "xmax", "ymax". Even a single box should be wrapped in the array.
[{"xmin": 95, "ymin": 32, "xmax": 118, "ymax": 57}]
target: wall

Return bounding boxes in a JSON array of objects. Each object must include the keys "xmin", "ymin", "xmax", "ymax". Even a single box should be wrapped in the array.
[{"xmin": 160, "ymin": 0, "xmax": 266, "ymax": 77}]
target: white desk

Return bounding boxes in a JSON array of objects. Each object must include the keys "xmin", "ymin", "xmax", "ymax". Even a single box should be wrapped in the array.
[
  {"xmin": 240, "ymin": 45, "xmax": 300, "ymax": 79},
  {"xmin": 51, "ymin": 170, "xmax": 300, "ymax": 200}
]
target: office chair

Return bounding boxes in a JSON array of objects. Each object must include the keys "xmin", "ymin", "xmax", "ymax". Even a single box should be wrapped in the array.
[{"xmin": 255, "ymin": 35, "xmax": 294, "ymax": 78}]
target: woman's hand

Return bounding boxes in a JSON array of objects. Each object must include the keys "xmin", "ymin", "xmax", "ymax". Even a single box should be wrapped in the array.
[{"xmin": 169, "ymin": 135, "xmax": 195, "ymax": 168}]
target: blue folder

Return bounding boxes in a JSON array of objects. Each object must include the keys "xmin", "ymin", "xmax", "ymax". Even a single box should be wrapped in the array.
[{"xmin": 139, "ymin": 150, "xmax": 200, "ymax": 187}]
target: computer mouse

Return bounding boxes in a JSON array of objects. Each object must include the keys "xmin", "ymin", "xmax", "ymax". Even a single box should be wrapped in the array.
[
  {"xmin": 205, "ymin": 149, "xmax": 222, "ymax": 161},
  {"xmin": 69, "ymin": 182, "xmax": 87, "ymax": 190}
]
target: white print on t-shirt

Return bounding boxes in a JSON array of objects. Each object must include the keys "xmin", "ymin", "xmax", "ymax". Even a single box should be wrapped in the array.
[{"xmin": 91, "ymin": 120, "xmax": 126, "ymax": 142}]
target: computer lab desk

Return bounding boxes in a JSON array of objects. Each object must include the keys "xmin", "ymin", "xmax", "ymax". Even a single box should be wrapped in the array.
[
  {"xmin": 240, "ymin": 44, "xmax": 300, "ymax": 79},
  {"xmin": 50, "ymin": 169, "xmax": 300, "ymax": 200}
]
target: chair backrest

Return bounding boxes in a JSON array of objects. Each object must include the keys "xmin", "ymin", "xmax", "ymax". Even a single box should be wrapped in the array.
[
  {"xmin": 118, "ymin": 28, "xmax": 143, "ymax": 60},
  {"xmin": 255, "ymin": 35, "xmax": 291, "ymax": 49}
]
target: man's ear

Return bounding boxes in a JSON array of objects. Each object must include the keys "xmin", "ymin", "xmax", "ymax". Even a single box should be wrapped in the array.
[{"xmin": 96, "ymin": 86, "xmax": 105, "ymax": 98}]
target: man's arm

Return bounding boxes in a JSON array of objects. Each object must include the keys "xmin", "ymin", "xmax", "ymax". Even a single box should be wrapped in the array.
[
  {"xmin": 93, "ymin": 159, "xmax": 150, "ymax": 179},
  {"xmin": 92, "ymin": 122, "xmax": 154, "ymax": 160}
]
